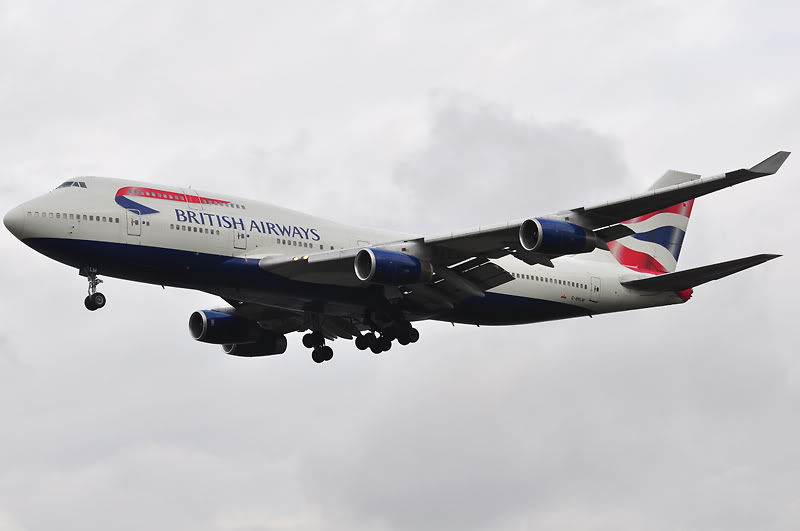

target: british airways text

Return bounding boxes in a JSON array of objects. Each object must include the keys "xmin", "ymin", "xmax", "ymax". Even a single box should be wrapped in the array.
[{"xmin": 174, "ymin": 209, "xmax": 320, "ymax": 240}]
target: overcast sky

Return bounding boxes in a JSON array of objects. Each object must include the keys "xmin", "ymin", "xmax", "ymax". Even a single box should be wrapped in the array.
[{"xmin": 1, "ymin": 1, "xmax": 799, "ymax": 530}]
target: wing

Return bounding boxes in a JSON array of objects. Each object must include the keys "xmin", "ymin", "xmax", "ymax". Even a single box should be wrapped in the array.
[
  {"xmin": 423, "ymin": 151, "xmax": 790, "ymax": 262},
  {"xmin": 253, "ymin": 152, "xmax": 789, "ymax": 315},
  {"xmin": 222, "ymin": 299, "xmax": 364, "ymax": 341}
]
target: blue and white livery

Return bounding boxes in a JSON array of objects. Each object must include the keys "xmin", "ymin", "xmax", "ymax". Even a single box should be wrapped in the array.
[{"xmin": 3, "ymin": 152, "xmax": 789, "ymax": 363}]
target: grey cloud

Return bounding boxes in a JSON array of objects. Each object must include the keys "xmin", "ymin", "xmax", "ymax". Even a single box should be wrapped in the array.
[
  {"xmin": 392, "ymin": 93, "xmax": 631, "ymax": 232},
  {"xmin": 0, "ymin": 2, "xmax": 798, "ymax": 531}
]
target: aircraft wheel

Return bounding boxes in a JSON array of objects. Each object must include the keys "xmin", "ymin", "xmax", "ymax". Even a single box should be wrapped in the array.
[
  {"xmin": 84, "ymin": 295, "xmax": 97, "ymax": 311},
  {"xmin": 311, "ymin": 331, "xmax": 325, "ymax": 347},
  {"xmin": 370, "ymin": 344, "xmax": 382, "ymax": 354},
  {"xmin": 91, "ymin": 292, "xmax": 107, "ymax": 309},
  {"xmin": 408, "ymin": 328, "xmax": 420, "ymax": 343},
  {"xmin": 397, "ymin": 335, "xmax": 410, "ymax": 346},
  {"xmin": 378, "ymin": 337, "xmax": 392, "ymax": 352},
  {"xmin": 364, "ymin": 332, "xmax": 377, "ymax": 348},
  {"xmin": 321, "ymin": 346, "xmax": 334, "ymax": 361},
  {"xmin": 312, "ymin": 348, "xmax": 325, "ymax": 363},
  {"xmin": 302, "ymin": 333, "xmax": 315, "ymax": 349},
  {"xmin": 355, "ymin": 335, "xmax": 368, "ymax": 350}
]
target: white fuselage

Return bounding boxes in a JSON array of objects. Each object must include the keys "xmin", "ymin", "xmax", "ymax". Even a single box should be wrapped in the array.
[{"xmin": 4, "ymin": 177, "xmax": 686, "ymax": 325}]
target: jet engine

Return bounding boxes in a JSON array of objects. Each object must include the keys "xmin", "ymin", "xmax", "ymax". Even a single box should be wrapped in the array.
[
  {"xmin": 519, "ymin": 218, "xmax": 598, "ymax": 255},
  {"xmin": 354, "ymin": 248, "xmax": 433, "ymax": 285},
  {"xmin": 189, "ymin": 310, "xmax": 287, "ymax": 357},
  {"xmin": 189, "ymin": 310, "xmax": 262, "ymax": 345}
]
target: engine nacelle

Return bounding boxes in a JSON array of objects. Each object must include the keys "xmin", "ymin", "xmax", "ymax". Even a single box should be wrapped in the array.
[
  {"xmin": 519, "ymin": 218, "xmax": 597, "ymax": 255},
  {"xmin": 354, "ymin": 248, "xmax": 433, "ymax": 285},
  {"xmin": 223, "ymin": 333, "xmax": 288, "ymax": 357},
  {"xmin": 189, "ymin": 310, "xmax": 261, "ymax": 345}
]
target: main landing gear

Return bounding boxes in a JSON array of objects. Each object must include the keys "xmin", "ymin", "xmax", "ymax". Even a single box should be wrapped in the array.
[
  {"xmin": 355, "ymin": 322, "xmax": 419, "ymax": 354},
  {"xmin": 83, "ymin": 268, "xmax": 107, "ymax": 311},
  {"xmin": 302, "ymin": 331, "xmax": 334, "ymax": 363}
]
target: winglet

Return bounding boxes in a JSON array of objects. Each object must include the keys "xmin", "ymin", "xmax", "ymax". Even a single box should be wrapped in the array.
[{"xmin": 749, "ymin": 151, "xmax": 790, "ymax": 175}]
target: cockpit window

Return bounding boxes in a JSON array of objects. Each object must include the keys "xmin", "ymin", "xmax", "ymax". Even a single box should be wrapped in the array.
[{"xmin": 56, "ymin": 181, "xmax": 87, "ymax": 189}]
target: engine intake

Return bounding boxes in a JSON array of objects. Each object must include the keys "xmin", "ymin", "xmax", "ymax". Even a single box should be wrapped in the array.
[
  {"xmin": 519, "ymin": 218, "xmax": 597, "ymax": 255},
  {"xmin": 354, "ymin": 248, "xmax": 433, "ymax": 285},
  {"xmin": 189, "ymin": 310, "xmax": 262, "ymax": 345}
]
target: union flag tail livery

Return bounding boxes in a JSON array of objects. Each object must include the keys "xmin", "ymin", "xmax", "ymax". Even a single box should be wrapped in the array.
[
  {"xmin": 607, "ymin": 169, "xmax": 699, "ymax": 274},
  {"xmin": 3, "ymin": 151, "xmax": 788, "ymax": 363}
]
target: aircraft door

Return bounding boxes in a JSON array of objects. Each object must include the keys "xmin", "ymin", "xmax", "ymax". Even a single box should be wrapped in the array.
[
  {"xmin": 233, "ymin": 229, "xmax": 247, "ymax": 250},
  {"xmin": 590, "ymin": 276, "xmax": 601, "ymax": 303},
  {"xmin": 182, "ymin": 189, "xmax": 203, "ymax": 210},
  {"xmin": 126, "ymin": 209, "xmax": 141, "ymax": 237}
]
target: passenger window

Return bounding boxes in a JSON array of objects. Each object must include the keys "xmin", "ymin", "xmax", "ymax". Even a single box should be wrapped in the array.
[
  {"xmin": 241, "ymin": 205, "xmax": 246, "ymax": 210},
  {"xmin": 320, "ymin": 245, "xmax": 323, "ymax": 250},
  {"xmin": 170, "ymin": 224, "xmax": 174, "ymax": 229},
  {"xmin": 102, "ymin": 217, "xmax": 106, "ymax": 222},
  {"xmin": 182, "ymin": 226, "xmax": 186, "ymax": 231},
  {"xmin": 216, "ymin": 230, "xmax": 220, "ymax": 235},
  {"xmin": 293, "ymin": 241, "xmax": 297, "ymax": 246},
  {"xmin": 49, "ymin": 213, "xmax": 53, "ymax": 218},
  {"xmin": 83, "ymin": 215, "xmax": 87, "ymax": 220},
  {"xmin": 35, "ymin": 212, "xmax": 39, "ymax": 217},
  {"xmin": 56, "ymin": 213, "xmax": 61, "ymax": 219},
  {"xmin": 89, "ymin": 215, "xmax": 93, "ymax": 221},
  {"xmin": 330, "ymin": 246, "xmax": 334, "ymax": 250},
  {"xmin": 193, "ymin": 227, "xmax": 197, "ymax": 232},
  {"xmin": 277, "ymin": 238, "xmax": 281, "ymax": 244},
  {"xmin": 27, "ymin": 212, "xmax": 32, "ymax": 217},
  {"xmin": 205, "ymin": 228, "xmax": 209, "ymax": 234}
]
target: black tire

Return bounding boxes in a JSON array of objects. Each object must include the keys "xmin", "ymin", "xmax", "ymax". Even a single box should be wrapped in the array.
[
  {"xmin": 364, "ymin": 332, "xmax": 377, "ymax": 348},
  {"xmin": 355, "ymin": 335, "xmax": 367, "ymax": 350},
  {"xmin": 302, "ymin": 333, "xmax": 315, "ymax": 349},
  {"xmin": 321, "ymin": 346, "xmax": 334, "ymax": 361},
  {"xmin": 408, "ymin": 328, "xmax": 420, "ymax": 343},
  {"xmin": 378, "ymin": 337, "xmax": 392, "ymax": 352},
  {"xmin": 370, "ymin": 344, "xmax": 382, "ymax": 354},
  {"xmin": 84, "ymin": 295, "xmax": 97, "ymax": 311},
  {"xmin": 311, "ymin": 331, "xmax": 325, "ymax": 347},
  {"xmin": 397, "ymin": 336, "xmax": 410, "ymax": 346},
  {"xmin": 312, "ymin": 348, "xmax": 325, "ymax": 363},
  {"xmin": 92, "ymin": 292, "xmax": 106, "ymax": 309}
]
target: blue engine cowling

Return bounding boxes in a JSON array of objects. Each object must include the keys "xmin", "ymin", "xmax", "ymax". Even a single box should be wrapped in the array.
[
  {"xmin": 223, "ymin": 333, "xmax": 287, "ymax": 357},
  {"xmin": 354, "ymin": 248, "xmax": 433, "ymax": 285},
  {"xmin": 519, "ymin": 218, "xmax": 598, "ymax": 255},
  {"xmin": 189, "ymin": 310, "xmax": 262, "ymax": 345}
]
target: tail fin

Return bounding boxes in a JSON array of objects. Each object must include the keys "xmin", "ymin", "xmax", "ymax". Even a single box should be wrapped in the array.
[{"xmin": 607, "ymin": 170, "xmax": 700, "ymax": 273}]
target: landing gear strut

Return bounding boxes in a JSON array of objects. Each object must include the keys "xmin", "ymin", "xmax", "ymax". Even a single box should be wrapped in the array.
[{"xmin": 83, "ymin": 268, "xmax": 107, "ymax": 311}]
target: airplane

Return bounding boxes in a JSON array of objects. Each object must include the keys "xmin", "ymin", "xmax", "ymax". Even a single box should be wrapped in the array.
[{"xmin": 3, "ymin": 151, "xmax": 789, "ymax": 363}]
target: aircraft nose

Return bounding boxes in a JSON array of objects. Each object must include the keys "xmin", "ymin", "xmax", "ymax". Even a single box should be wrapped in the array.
[{"xmin": 3, "ymin": 205, "xmax": 25, "ymax": 238}]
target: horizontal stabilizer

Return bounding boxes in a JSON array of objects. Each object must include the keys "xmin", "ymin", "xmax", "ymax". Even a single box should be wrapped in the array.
[{"xmin": 621, "ymin": 253, "xmax": 780, "ymax": 292}]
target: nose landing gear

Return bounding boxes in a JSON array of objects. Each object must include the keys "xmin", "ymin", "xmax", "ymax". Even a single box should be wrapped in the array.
[{"xmin": 82, "ymin": 268, "xmax": 107, "ymax": 311}]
